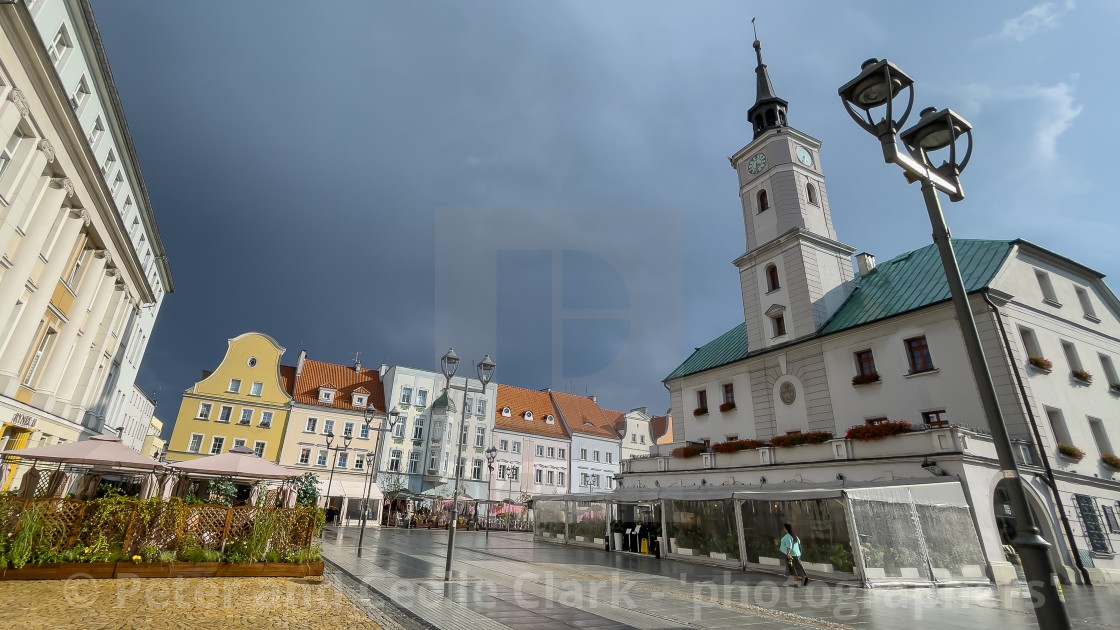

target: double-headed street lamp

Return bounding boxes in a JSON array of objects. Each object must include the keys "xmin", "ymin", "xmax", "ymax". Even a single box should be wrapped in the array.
[
  {"xmin": 439, "ymin": 347, "xmax": 496, "ymax": 582},
  {"xmin": 357, "ymin": 403, "xmax": 401, "ymax": 558},
  {"xmin": 484, "ymin": 445, "xmax": 497, "ymax": 537},
  {"xmin": 322, "ymin": 430, "xmax": 352, "ymax": 529},
  {"xmin": 839, "ymin": 58, "xmax": 1070, "ymax": 629}
]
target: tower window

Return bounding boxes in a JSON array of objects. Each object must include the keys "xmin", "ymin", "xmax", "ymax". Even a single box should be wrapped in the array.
[
  {"xmin": 765, "ymin": 109, "xmax": 777, "ymax": 127},
  {"xmin": 771, "ymin": 314, "xmax": 786, "ymax": 337},
  {"xmin": 766, "ymin": 264, "xmax": 780, "ymax": 292},
  {"xmin": 806, "ymin": 183, "xmax": 817, "ymax": 205},
  {"xmin": 757, "ymin": 190, "xmax": 769, "ymax": 213}
]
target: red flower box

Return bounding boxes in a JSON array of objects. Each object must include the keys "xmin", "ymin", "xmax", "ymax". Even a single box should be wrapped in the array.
[
  {"xmin": 718, "ymin": 402, "xmax": 736, "ymax": 412},
  {"xmin": 769, "ymin": 431, "xmax": 832, "ymax": 448},
  {"xmin": 671, "ymin": 445, "xmax": 706, "ymax": 458},
  {"xmin": 710, "ymin": 439, "xmax": 762, "ymax": 453},
  {"xmin": 845, "ymin": 421, "xmax": 914, "ymax": 441},
  {"xmin": 693, "ymin": 407, "xmax": 708, "ymax": 416}
]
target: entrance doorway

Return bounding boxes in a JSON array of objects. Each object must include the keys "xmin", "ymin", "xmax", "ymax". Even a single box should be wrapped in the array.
[
  {"xmin": 613, "ymin": 502, "xmax": 662, "ymax": 555},
  {"xmin": 993, "ymin": 480, "xmax": 1065, "ymax": 582}
]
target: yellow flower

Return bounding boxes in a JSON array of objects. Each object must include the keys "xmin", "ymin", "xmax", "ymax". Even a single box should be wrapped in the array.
[
  {"xmin": 83, "ymin": 547, "xmax": 90, "ymax": 554},
  {"xmin": 131, "ymin": 555, "xmax": 142, "ymax": 563}
]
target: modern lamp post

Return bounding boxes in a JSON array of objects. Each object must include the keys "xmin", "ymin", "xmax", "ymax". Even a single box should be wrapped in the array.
[
  {"xmin": 838, "ymin": 58, "xmax": 1070, "ymax": 629},
  {"xmin": 357, "ymin": 404, "xmax": 400, "ymax": 558},
  {"xmin": 439, "ymin": 347, "xmax": 496, "ymax": 582},
  {"xmin": 322, "ymin": 430, "xmax": 353, "ymax": 531},
  {"xmin": 484, "ymin": 445, "xmax": 497, "ymax": 537}
]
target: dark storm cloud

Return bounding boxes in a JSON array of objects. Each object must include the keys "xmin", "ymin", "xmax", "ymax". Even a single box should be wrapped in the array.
[{"xmin": 88, "ymin": 1, "xmax": 1117, "ymax": 434}]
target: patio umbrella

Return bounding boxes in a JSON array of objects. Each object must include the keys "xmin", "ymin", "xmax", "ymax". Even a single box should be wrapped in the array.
[
  {"xmin": 0, "ymin": 435, "xmax": 163, "ymax": 471},
  {"xmin": 17, "ymin": 466, "xmax": 41, "ymax": 499},
  {"xmin": 169, "ymin": 446, "xmax": 300, "ymax": 480}
]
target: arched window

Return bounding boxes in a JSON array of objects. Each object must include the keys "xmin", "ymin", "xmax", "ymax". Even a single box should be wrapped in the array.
[
  {"xmin": 765, "ymin": 109, "xmax": 777, "ymax": 127},
  {"xmin": 766, "ymin": 264, "xmax": 780, "ymax": 292},
  {"xmin": 806, "ymin": 183, "xmax": 817, "ymax": 205},
  {"xmin": 758, "ymin": 189, "xmax": 769, "ymax": 213}
]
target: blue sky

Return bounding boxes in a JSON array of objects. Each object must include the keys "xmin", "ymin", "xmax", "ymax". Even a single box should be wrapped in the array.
[{"xmin": 86, "ymin": 1, "xmax": 1116, "ymax": 431}]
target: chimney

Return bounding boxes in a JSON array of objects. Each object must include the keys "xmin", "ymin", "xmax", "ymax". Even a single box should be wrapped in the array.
[
  {"xmin": 295, "ymin": 349, "xmax": 307, "ymax": 377},
  {"xmin": 589, "ymin": 394, "xmax": 597, "ymax": 403},
  {"xmin": 378, "ymin": 363, "xmax": 388, "ymax": 377},
  {"xmin": 856, "ymin": 252, "xmax": 877, "ymax": 277},
  {"xmin": 354, "ymin": 359, "xmax": 362, "ymax": 373}
]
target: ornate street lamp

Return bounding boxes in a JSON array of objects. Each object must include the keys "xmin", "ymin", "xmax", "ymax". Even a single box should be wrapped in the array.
[
  {"xmin": 357, "ymin": 404, "xmax": 400, "ymax": 558},
  {"xmin": 322, "ymin": 430, "xmax": 353, "ymax": 531},
  {"xmin": 440, "ymin": 347, "xmax": 496, "ymax": 582},
  {"xmin": 484, "ymin": 445, "xmax": 497, "ymax": 538},
  {"xmin": 839, "ymin": 59, "xmax": 1070, "ymax": 630}
]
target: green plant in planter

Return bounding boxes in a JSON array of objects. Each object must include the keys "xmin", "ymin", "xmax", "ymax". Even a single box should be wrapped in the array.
[
  {"xmin": 1102, "ymin": 454, "xmax": 1120, "ymax": 469},
  {"xmin": 1058, "ymin": 444, "xmax": 1086, "ymax": 461},
  {"xmin": 745, "ymin": 536, "xmax": 780, "ymax": 560},
  {"xmin": 208, "ymin": 476, "xmax": 238, "ymax": 507},
  {"xmin": 611, "ymin": 520, "xmax": 624, "ymax": 534},
  {"xmin": 8, "ymin": 502, "xmax": 46, "ymax": 569},
  {"xmin": 828, "ymin": 545, "xmax": 855, "ymax": 573},
  {"xmin": 294, "ymin": 472, "xmax": 321, "ymax": 509},
  {"xmin": 1028, "ymin": 356, "xmax": 1053, "ymax": 371},
  {"xmin": 858, "ymin": 543, "xmax": 886, "ymax": 568},
  {"xmin": 140, "ymin": 545, "xmax": 161, "ymax": 563},
  {"xmin": 1071, "ymin": 368, "xmax": 1093, "ymax": 383}
]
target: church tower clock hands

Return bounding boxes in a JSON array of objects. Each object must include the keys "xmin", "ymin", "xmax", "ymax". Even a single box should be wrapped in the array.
[{"xmin": 729, "ymin": 35, "xmax": 858, "ymax": 351}]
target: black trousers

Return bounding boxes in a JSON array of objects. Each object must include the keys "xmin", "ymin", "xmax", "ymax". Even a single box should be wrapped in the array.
[{"xmin": 787, "ymin": 556, "xmax": 806, "ymax": 578}]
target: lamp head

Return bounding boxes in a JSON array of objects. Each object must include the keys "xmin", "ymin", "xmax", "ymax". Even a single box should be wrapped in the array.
[
  {"xmin": 900, "ymin": 106, "xmax": 973, "ymax": 199},
  {"xmin": 838, "ymin": 58, "xmax": 915, "ymax": 137},
  {"xmin": 440, "ymin": 347, "xmax": 460, "ymax": 380},
  {"xmin": 477, "ymin": 354, "xmax": 496, "ymax": 386},
  {"xmin": 325, "ymin": 431, "xmax": 334, "ymax": 446},
  {"xmin": 387, "ymin": 406, "xmax": 401, "ymax": 429}
]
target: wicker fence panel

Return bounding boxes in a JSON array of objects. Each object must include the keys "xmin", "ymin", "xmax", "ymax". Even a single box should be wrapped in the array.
[
  {"xmin": 123, "ymin": 500, "xmax": 187, "ymax": 556},
  {"xmin": 78, "ymin": 498, "xmax": 135, "ymax": 549},
  {"xmin": 183, "ymin": 504, "xmax": 232, "ymax": 549},
  {"xmin": 36, "ymin": 499, "xmax": 87, "ymax": 549},
  {"xmin": 226, "ymin": 506, "xmax": 260, "ymax": 547},
  {"xmin": 0, "ymin": 496, "xmax": 26, "ymax": 540}
]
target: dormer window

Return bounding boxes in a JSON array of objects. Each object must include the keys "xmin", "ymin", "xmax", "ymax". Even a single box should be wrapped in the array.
[
  {"xmin": 757, "ymin": 189, "xmax": 769, "ymax": 213},
  {"xmin": 501, "ymin": 406, "xmax": 511, "ymax": 417},
  {"xmin": 545, "ymin": 415, "xmax": 555, "ymax": 424},
  {"xmin": 524, "ymin": 411, "xmax": 534, "ymax": 421},
  {"xmin": 318, "ymin": 387, "xmax": 336, "ymax": 404},
  {"xmin": 352, "ymin": 394, "xmax": 365, "ymax": 407}
]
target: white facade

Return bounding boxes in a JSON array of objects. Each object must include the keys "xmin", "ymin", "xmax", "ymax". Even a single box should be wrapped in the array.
[
  {"xmin": 570, "ymin": 433, "xmax": 620, "ymax": 493},
  {"xmin": 629, "ymin": 43, "xmax": 1120, "ymax": 585},
  {"xmin": 617, "ymin": 407, "xmax": 654, "ymax": 460},
  {"xmin": 26, "ymin": 0, "xmax": 171, "ymax": 443},
  {"xmin": 377, "ymin": 365, "xmax": 497, "ymax": 501},
  {"xmin": 0, "ymin": 0, "xmax": 170, "ymax": 487},
  {"xmin": 110, "ymin": 382, "xmax": 154, "ymax": 451}
]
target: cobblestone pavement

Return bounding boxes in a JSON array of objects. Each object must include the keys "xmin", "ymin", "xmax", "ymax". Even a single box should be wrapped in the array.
[
  {"xmin": 321, "ymin": 526, "xmax": 1119, "ymax": 630},
  {"xmin": 0, "ymin": 576, "xmax": 381, "ymax": 630}
]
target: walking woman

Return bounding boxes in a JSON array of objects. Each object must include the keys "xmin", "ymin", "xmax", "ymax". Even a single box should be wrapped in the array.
[{"xmin": 780, "ymin": 523, "xmax": 808, "ymax": 587}]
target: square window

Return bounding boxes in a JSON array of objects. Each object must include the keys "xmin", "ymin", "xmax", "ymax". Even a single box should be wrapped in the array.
[
  {"xmin": 253, "ymin": 441, "xmax": 266, "ymax": 457},
  {"xmin": 408, "ymin": 451, "xmax": 419, "ymax": 473},
  {"xmin": 233, "ymin": 438, "xmax": 246, "ymax": 449},
  {"xmin": 536, "ymin": 445, "xmax": 544, "ymax": 456},
  {"xmin": 535, "ymin": 469, "xmax": 543, "ymax": 483},
  {"xmin": 855, "ymin": 349, "xmax": 877, "ymax": 377},
  {"xmin": 905, "ymin": 336, "xmax": 934, "ymax": 373},
  {"xmin": 401, "ymin": 387, "xmax": 412, "ymax": 405},
  {"xmin": 337, "ymin": 451, "xmax": 349, "ymax": 469},
  {"xmin": 188, "ymin": 434, "xmax": 203, "ymax": 453},
  {"xmin": 512, "ymin": 441, "xmax": 521, "ymax": 454},
  {"xmin": 209, "ymin": 437, "xmax": 225, "ymax": 455},
  {"xmin": 298, "ymin": 447, "xmax": 311, "ymax": 465},
  {"xmin": 1019, "ymin": 327, "xmax": 1044, "ymax": 359},
  {"xmin": 723, "ymin": 383, "xmax": 734, "ymax": 404},
  {"xmin": 922, "ymin": 410, "xmax": 948, "ymax": 428},
  {"xmin": 250, "ymin": 381, "xmax": 263, "ymax": 396},
  {"xmin": 416, "ymin": 389, "xmax": 428, "ymax": 407},
  {"xmin": 771, "ymin": 314, "xmax": 786, "ymax": 337},
  {"xmin": 323, "ymin": 419, "xmax": 335, "ymax": 435},
  {"xmin": 558, "ymin": 448, "xmax": 566, "ymax": 459},
  {"xmin": 353, "ymin": 453, "xmax": 365, "ymax": 470},
  {"xmin": 475, "ymin": 426, "xmax": 486, "ymax": 447},
  {"xmin": 260, "ymin": 411, "xmax": 273, "ymax": 428},
  {"xmin": 228, "ymin": 379, "xmax": 241, "ymax": 393},
  {"xmin": 344, "ymin": 422, "xmax": 355, "ymax": 438},
  {"xmin": 360, "ymin": 423, "xmax": 370, "ymax": 439},
  {"xmin": 696, "ymin": 390, "xmax": 707, "ymax": 410},
  {"xmin": 197, "ymin": 403, "xmax": 212, "ymax": 420},
  {"xmin": 1062, "ymin": 341, "xmax": 1083, "ymax": 372},
  {"xmin": 557, "ymin": 471, "xmax": 565, "ymax": 486},
  {"xmin": 49, "ymin": 25, "xmax": 72, "ymax": 66},
  {"xmin": 580, "ymin": 448, "xmax": 587, "ymax": 460},
  {"xmin": 218, "ymin": 406, "xmax": 233, "ymax": 423},
  {"xmin": 411, "ymin": 418, "xmax": 424, "ymax": 440},
  {"xmin": 239, "ymin": 408, "xmax": 253, "ymax": 425},
  {"xmin": 499, "ymin": 439, "xmax": 508, "ymax": 451},
  {"xmin": 305, "ymin": 417, "xmax": 317, "ymax": 433},
  {"xmin": 593, "ymin": 450, "xmax": 600, "ymax": 462},
  {"xmin": 478, "ymin": 399, "xmax": 487, "ymax": 415},
  {"xmin": 1045, "ymin": 407, "xmax": 1073, "ymax": 446},
  {"xmin": 316, "ymin": 449, "xmax": 328, "ymax": 467},
  {"xmin": 547, "ymin": 446, "xmax": 555, "ymax": 458}
]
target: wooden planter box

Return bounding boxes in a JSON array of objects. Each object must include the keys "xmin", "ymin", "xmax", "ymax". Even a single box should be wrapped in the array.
[
  {"xmin": 217, "ymin": 563, "xmax": 265, "ymax": 577},
  {"xmin": 3, "ymin": 564, "xmax": 61, "ymax": 580},
  {"xmin": 306, "ymin": 561, "xmax": 324, "ymax": 576},
  {"xmin": 1, "ymin": 561, "xmax": 320, "ymax": 580},
  {"xmin": 59, "ymin": 562, "xmax": 117, "ymax": 579},
  {"xmin": 169, "ymin": 562, "xmax": 223, "ymax": 578},
  {"xmin": 115, "ymin": 562, "xmax": 172, "ymax": 578}
]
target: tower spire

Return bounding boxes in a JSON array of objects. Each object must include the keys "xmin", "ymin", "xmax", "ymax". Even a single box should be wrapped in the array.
[{"xmin": 746, "ymin": 20, "xmax": 788, "ymax": 139}]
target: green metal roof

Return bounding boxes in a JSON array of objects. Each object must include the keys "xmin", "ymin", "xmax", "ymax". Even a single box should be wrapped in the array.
[
  {"xmin": 664, "ymin": 322, "xmax": 749, "ymax": 381},
  {"xmin": 664, "ymin": 239, "xmax": 1014, "ymax": 382},
  {"xmin": 820, "ymin": 239, "xmax": 1014, "ymax": 334}
]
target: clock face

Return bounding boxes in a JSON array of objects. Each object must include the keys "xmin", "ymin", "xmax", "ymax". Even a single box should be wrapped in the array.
[
  {"xmin": 747, "ymin": 153, "xmax": 767, "ymax": 175},
  {"xmin": 796, "ymin": 146, "xmax": 814, "ymax": 167}
]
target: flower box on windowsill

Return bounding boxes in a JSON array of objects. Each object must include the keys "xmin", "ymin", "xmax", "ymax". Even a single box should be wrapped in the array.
[
  {"xmin": 693, "ymin": 407, "xmax": 708, "ymax": 417},
  {"xmin": 258, "ymin": 423, "xmax": 271, "ymax": 429},
  {"xmin": 1028, "ymin": 356, "xmax": 1053, "ymax": 373},
  {"xmin": 851, "ymin": 373, "xmax": 881, "ymax": 387},
  {"xmin": 1101, "ymin": 454, "xmax": 1120, "ymax": 470},
  {"xmin": 1072, "ymin": 369, "xmax": 1093, "ymax": 384},
  {"xmin": 1057, "ymin": 444, "xmax": 1085, "ymax": 462},
  {"xmin": 718, "ymin": 402, "xmax": 736, "ymax": 413}
]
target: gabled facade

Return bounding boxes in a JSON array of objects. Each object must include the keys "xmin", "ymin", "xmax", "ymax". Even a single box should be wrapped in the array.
[
  {"xmin": 625, "ymin": 39, "xmax": 1120, "ymax": 585},
  {"xmin": 493, "ymin": 384, "xmax": 571, "ymax": 500},
  {"xmin": 165, "ymin": 333, "xmax": 293, "ymax": 462},
  {"xmin": 0, "ymin": 0, "xmax": 170, "ymax": 491},
  {"xmin": 277, "ymin": 352, "xmax": 387, "ymax": 523},
  {"xmin": 550, "ymin": 391, "xmax": 621, "ymax": 493},
  {"xmin": 609, "ymin": 406, "xmax": 654, "ymax": 460}
]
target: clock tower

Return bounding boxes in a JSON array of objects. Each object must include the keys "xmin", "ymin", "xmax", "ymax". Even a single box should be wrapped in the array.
[{"xmin": 731, "ymin": 38, "xmax": 857, "ymax": 351}]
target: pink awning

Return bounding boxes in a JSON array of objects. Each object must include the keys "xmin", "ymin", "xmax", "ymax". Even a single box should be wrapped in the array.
[
  {"xmin": 0, "ymin": 435, "xmax": 161, "ymax": 470},
  {"xmin": 169, "ymin": 446, "xmax": 300, "ymax": 480}
]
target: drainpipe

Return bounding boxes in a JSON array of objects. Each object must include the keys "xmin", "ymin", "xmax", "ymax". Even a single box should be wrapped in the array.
[{"xmin": 983, "ymin": 292, "xmax": 1091, "ymax": 586}]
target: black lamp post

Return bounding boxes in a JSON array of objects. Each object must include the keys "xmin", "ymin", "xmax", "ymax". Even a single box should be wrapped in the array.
[
  {"xmin": 357, "ymin": 404, "xmax": 400, "ymax": 558},
  {"xmin": 322, "ymin": 430, "xmax": 352, "ymax": 531},
  {"xmin": 484, "ymin": 445, "xmax": 497, "ymax": 537},
  {"xmin": 440, "ymin": 347, "xmax": 496, "ymax": 582},
  {"xmin": 839, "ymin": 58, "xmax": 1070, "ymax": 630}
]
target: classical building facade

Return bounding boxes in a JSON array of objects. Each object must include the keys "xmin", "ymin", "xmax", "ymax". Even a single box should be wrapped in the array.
[
  {"xmin": 276, "ymin": 353, "xmax": 387, "ymax": 523},
  {"xmin": 165, "ymin": 333, "xmax": 293, "ymax": 463},
  {"xmin": 623, "ymin": 39, "xmax": 1120, "ymax": 584},
  {"xmin": 492, "ymin": 384, "xmax": 571, "ymax": 500},
  {"xmin": 609, "ymin": 406, "xmax": 655, "ymax": 460},
  {"xmin": 377, "ymin": 365, "xmax": 497, "ymax": 500},
  {"xmin": 0, "ymin": 0, "xmax": 170, "ymax": 489},
  {"xmin": 552, "ymin": 391, "xmax": 621, "ymax": 493}
]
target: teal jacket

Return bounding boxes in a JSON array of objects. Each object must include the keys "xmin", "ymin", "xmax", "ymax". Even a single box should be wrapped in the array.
[{"xmin": 779, "ymin": 533, "xmax": 801, "ymax": 557}]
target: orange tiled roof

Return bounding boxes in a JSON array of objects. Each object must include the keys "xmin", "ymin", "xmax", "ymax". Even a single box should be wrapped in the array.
[
  {"xmin": 550, "ymin": 391, "xmax": 620, "ymax": 440},
  {"xmin": 494, "ymin": 384, "xmax": 569, "ymax": 440},
  {"xmin": 650, "ymin": 415, "xmax": 670, "ymax": 442},
  {"xmin": 279, "ymin": 366, "xmax": 296, "ymax": 396},
  {"xmin": 604, "ymin": 409, "xmax": 627, "ymax": 433},
  {"xmin": 291, "ymin": 359, "xmax": 387, "ymax": 413}
]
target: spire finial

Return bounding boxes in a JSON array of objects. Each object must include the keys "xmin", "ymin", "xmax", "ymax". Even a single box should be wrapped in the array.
[
  {"xmin": 751, "ymin": 17, "xmax": 758, "ymax": 41},
  {"xmin": 745, "ymin": 18, "xmax": 788, "ymax": 139}
]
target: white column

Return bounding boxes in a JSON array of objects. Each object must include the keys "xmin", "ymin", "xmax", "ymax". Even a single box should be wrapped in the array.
[
  {"xmin": 68, "ymin": 288, "xmax": 130, "ymax": 421},
  {"xmin": 30, "ymin": 250, "xmax": 108, "ymax": 406},
  {"xmin": 0, "ymin": 178, "xmax": 72, "ymax": 330},
  {"xmin": 0, "ymin": 145, "xmax": 51, "ymax": 247},
  {"xmin": 0, "ymin": 207, "xmax": 88, "ymax": 395},
  {"xmin": 53, "ymin": 277, "xmax": 123, "ymax": 418}
]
